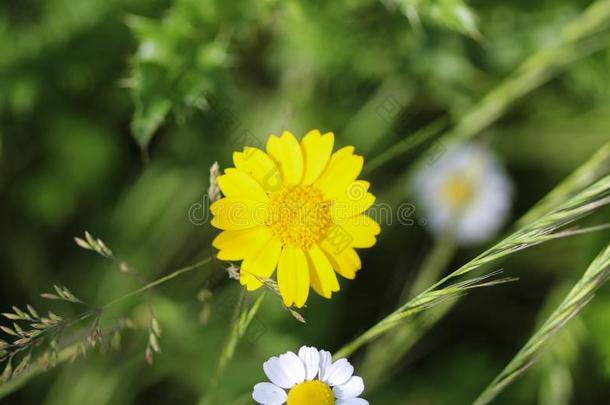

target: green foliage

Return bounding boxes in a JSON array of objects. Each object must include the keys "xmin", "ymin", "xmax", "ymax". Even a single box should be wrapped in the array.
[
  {"xmin": 475, "ymin": 243, "xmax": 610, "ymax": 404},
  {"xmin": 127, "ymin": 0, "xmax": 263, "ymax": 148},
  {"xmin": 384, "ymin": 0, "xmax": 480, "ymax": 38},
  {"xmin": 2, "ymin": 0, "xmax": 610, "ymax": 403},
  {"xmin": 585, "ymin": 294, "xmax": 610, "ymax": 376},
  {"xmin": 336, "ymin": 173, "xmax": 610, "ymax": 359}
]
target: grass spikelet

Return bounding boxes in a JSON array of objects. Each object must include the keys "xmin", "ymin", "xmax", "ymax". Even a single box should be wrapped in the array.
[
  {"xmin": 335, "ymin": 174, "xmax": 610, "ymax": 358},
  {"xmin": 517, "ymin": 141, "xmax": 610, "ymax": 227},
  {"xmin": 473, "ymin": 243, "xmax": 610, "ymax": 405}
]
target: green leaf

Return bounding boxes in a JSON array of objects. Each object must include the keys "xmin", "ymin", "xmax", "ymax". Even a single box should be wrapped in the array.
[
  {"xmin": 131, "ymin": 63, "xmax": 172, "ymax": 149},
  {"xmin": 388, "ymin": 0, "xmax": 480, "ymax": 38},
  {"xmin": 126, "ymin": 2, "xmax": 237, "ymax": 150}
]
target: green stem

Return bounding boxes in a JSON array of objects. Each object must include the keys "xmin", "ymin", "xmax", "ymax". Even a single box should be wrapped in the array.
[
  {"xmin": 359, "ymin": 230, "xmax": 456, "ymax": 389},
  {"xmin": 200, "ymin": 291, "xmax": 267, "ymax": 405},
  {"xmin": 365, "ymin": 1, "xmax": 610, "ymax": 178},
  {"xmin": 362, "ymin": 116, "xmax": 448, "ymax": 176},
  {"xmin": 103, "ymin": 256, "xmax": 213, "ymax": 309},
  {"xmin": 473, "ymin": 243, "xmax": 610, "ymax": 405},
  {"xmin": 406, "ymin": 229, "xmax": 457, "ymax": 300},
  {"xmin": 516, "ymin": 141, "xmax": 610, "ymax": 227},
  {"xmin": 334, "ymin": 174, "xmax": 610, "ymax": 359},
  {"xmin": 0, "ymin": 256, "xmax": 214, "ymax": 398}
]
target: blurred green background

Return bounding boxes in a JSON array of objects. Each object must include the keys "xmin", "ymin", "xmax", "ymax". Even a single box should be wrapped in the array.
[{"xmin": 1, "ymin": 0, "xmax": 610, "ymax": 403}]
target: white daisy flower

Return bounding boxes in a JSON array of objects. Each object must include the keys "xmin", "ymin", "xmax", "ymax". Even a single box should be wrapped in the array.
[
  {"xmin": 414, "ymin": 143, "xmax": 513, "ymax": 245},
  {"xmin": 252, "ymin": 346, "xmax": 368, "ymax": 405}
]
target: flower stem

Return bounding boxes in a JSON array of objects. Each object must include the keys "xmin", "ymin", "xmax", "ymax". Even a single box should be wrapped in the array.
[
  {"xmin": 200, "ymin": 291, "xmax": 267, "ymax": 405},
  {"xmin": 406, "ymin": 228, "xmax": 456, "ymax": 300}
]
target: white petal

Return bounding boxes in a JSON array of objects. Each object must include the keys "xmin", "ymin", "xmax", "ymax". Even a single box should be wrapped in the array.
[
  {"xmin": 298, "ymin": 346, "xmax": 320, "ymax": 380},
  {"xmin": 263, "ymin": 357, "xmax": 295, "ymax": 389},
  {"xmin": 252, "ymin": 382, "xmax": 287, "ymax": 405},
  {"xmin": 322, "ymin": 358, "xmax": 354, "ymax": 386},
  {"xmin": 318, "ymin": 350, "xmax": 333, "ymax": 382},
  {"xmin": 278, "ymin": 351, "xmax": 306, "ymax": 385},
  {"xmin": 413, "ymin": 143, "xmax": 513, "ymax": 246},
  {"xmin": 336, "ymin": 399, "xmax": 369, "ymax": 405},
  {"xmin": 333, "ymin": 376, "xmax": 364, "ymax": 399}
]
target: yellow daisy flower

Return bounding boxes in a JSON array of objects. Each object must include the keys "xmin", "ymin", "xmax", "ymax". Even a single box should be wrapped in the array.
[{"xmin": 211, "ymin": 130, "xmax": 380, "ymax": 308}]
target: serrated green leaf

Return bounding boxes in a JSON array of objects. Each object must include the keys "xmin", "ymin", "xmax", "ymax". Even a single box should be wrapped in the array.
[{"xmin": 131, "ymin": 63, "xmax": 173, "ymax": 149}]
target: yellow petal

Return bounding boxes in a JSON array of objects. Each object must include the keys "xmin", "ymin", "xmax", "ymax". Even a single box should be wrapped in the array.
[
  {"xmin": 277, "ymin": 246, "xmax": 310, "ymax": 307},
  {"xmin": 319, "ymin": 225, "xmax": 356, "ymax": 258},
  {"xmin": 240, "ymin": 236, "xmax": 282, "ymax": 291},
  {"xmin": 329, "ymin": 180, "xmax": 376, "ymax": 221},
  {"xmin": 233, "ymin": 147, "xmax": 283, "ymax": 193},
  {"xmin": 301, "ymin": 130, "xmax": 334, "ymax": 185},
  {"xmin": 212, "ymin": 226, "xmax": 274, "ymax": 260},
  {"xmin": 335, "ymin": 214, "xmax": 381, "ymax": 248},
  {"xmin": 266, "ymin": 131, "xmax": 304, "ymax": 186},
  {"xmin": 315, "ymin": 146, "xmax": 364, "ymax": 197},
  {"xmin": 217, "ymin": 168, "xmax": 269, "ymax": 203},
  {"xmin": 320, "ymin": 236, "xmax": 362, "ymax": 280},
  {"xmin": 210, "ymin": 197, "xmax": 269, "ymax": 230},
  {"xmin": 306, "ymin": 244, "xmax": 340, "ymax": 298}
]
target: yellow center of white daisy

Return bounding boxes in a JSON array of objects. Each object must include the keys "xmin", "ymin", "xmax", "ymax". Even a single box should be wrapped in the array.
[
  {"xmin": 268, "ymin": 185, "xmax": 333, "ymax": 249},
  {"xmin": 441, "ymin": 175, "xmax": 474, "ymax": 209},
  {"xmin": 286, "ymin": 380, "xmax": 335, "ymax": 405}
]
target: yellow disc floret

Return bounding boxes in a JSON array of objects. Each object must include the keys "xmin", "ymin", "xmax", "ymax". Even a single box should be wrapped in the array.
[
  {"xmin": 268, "ymin": 185, "xmax": 333, "ymax": 249},
  {"xmin": 441, "ymin": 175, "xmax": 474, "ymax": 210},
  {"xmin": 287, "ymin": 380, "xmax": 335, "ymax": 405}
]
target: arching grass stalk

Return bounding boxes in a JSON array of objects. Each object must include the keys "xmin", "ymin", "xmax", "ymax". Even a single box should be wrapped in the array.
[
  {"xmin": 406, "ymin": 227, "xmax": 457, "ymax": 300},
  {"xmin": 515, "ymin": 279, "xmax": 587, "ymax": 405},
  {"xmin": 335, "ymin": 271, "xmax": 517, "ymax": 359},
  {"xmin": 359, "ymin": 227, "xmax": 457, "ymax": 389},
  {"xmin": 429, "ymin": 0, "xmax": 610, "ymax": 159},
  {"xmin": 365, "ymin": 0, "xmax": 610, "ymax": 178},
  {"xmin": 334, "ymin": 174, "xmax": 610, "ymax": 359},
  {"xmin": 473, "ymin": 243, "xmax": 610, "ymax": 405},
  {"xmin": 354, "ymin": 6, "xmax": 610, "ymax": 381},
  {"xmin": 517, "ymin": 141, "xmax": 610, "ymax": 227},
  {"xmin": 358, "ymin": 145, "xmax": 610, "ymax": 390}
]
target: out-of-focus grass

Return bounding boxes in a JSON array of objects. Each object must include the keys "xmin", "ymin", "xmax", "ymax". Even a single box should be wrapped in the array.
[{"xmin": 1, "ymin": 0, "xmax": 610, "ymax": 403}]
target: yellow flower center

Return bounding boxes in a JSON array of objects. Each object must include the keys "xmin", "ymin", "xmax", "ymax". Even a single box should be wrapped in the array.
[
  {"xmin": 286, "ymin": 380, "xmax": 335, "ymax": 405},
  {"xmin": 268, "ymin": 185, "xmax": 333, "ymax": 249},
  {"xmin": 441, "ymin": 176, "xmax": 474, "ymax": 209}
]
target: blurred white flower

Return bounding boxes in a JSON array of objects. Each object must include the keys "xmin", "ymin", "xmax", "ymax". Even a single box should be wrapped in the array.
[
  {"xmin": 253, "ymin": 346, "xmax": 368, "ymax": 405},
  {"xmin": 414, "ymin": 143, "xmax": 513, "ymax": 245}
]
